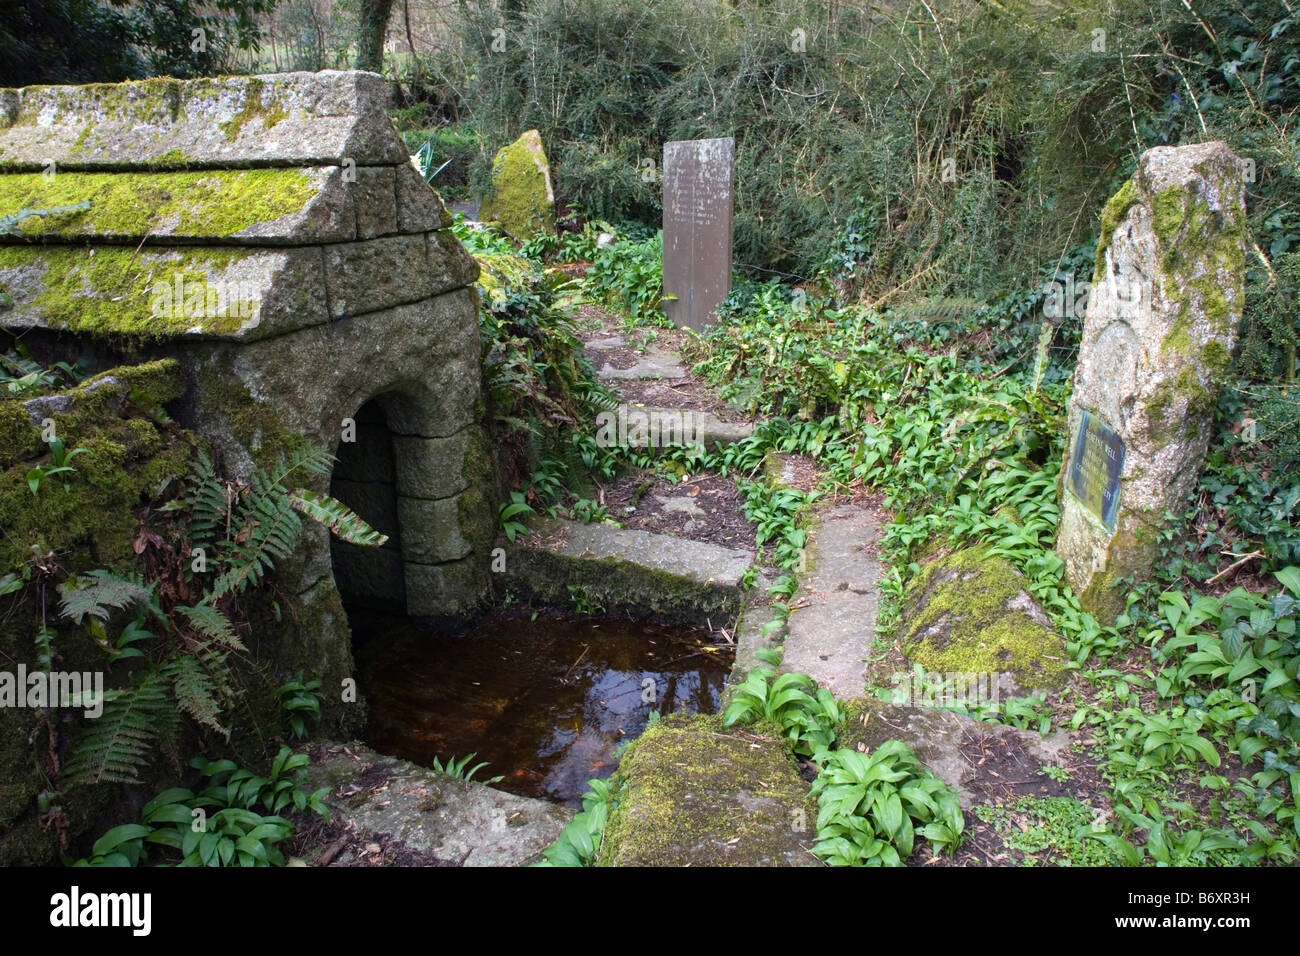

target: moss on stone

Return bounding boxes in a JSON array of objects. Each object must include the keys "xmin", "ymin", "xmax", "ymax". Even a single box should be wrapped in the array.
[
  {"xmin": 1092, "ymin": 179, "xmax": 1139, "ymax": 282},
  {"xmin": 217, "ymin": 78, "xmax": 290, "ymax": 141},
  {"xmin": 481, "ymin": 131, "xmax": 556, "ymax": 241},
  {"xmin": 901, "ymin": 543, "xmax": 1067, "ymax": 689},
  {"xmin": 195, "ymin": 362, "xmax": 305, "ymax": 473},
  {"xmin": 0, "ymin": 360, "xmax": 193, "ymax": 574},
  {"xmin": 597, "ymin": 713, "xmax": 816, "ymax": 866},
  {"xmin": 0, "ymin": 244, "xmax": 261, "ymax": 338},
  {"xmin": 0, "ymin": 168, "xmax": 316, "ymax": 238},
  {"xmin": 0, "ymin": 400, "xmax": 41, "ymax": 468}
]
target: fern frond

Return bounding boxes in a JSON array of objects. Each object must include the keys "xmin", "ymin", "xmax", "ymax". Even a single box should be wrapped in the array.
[
  {"xmin": 209, "ymin": 497, "xmax": 302, "ymax": 601},
  {"xmin": 59, "ymin": 571, "xmax": 155, "ymax": 624},
  {"xmin": 289, "ymin": 489, "xmax": 389, "ymax": 547},
  {"xmin": 63, "ymin": 670, "xmax": 171, "ymax": 786},
  {"xmin": 176, "ymin": 603, "xmax": 247, "ymax": 652},
  {"xmin": 185, "ymin": 451, "xmax": 231, "ymax": 552},
  {"xmin": 164, "ymin": 655, "xmax": 227, "ymax": 736},
  {"xmin": 260, "ymin": 445, "xmax": 333, "ymax": 493}
]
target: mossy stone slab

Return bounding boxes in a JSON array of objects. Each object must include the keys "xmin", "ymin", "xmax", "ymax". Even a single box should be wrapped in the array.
[
  {"xmin": 0, "ymin": 167, "xmax": 355, "ymax": 244},
  {"xmin": 899, "ymin": 543, "xmax": 1067, "ymax": 694},
  {"xmin": 0, "ymin": 243, "xmax": 328, "ymax": 340},
  {"xmin": 0, "ymin": 71, "xmax": 409, "ymax": 169},
  {"xmin": 597, "ymin": 715, "xmax": 819, "ymax": 866}
]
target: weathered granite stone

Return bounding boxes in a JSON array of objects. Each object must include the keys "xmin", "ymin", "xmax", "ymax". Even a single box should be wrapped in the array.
[
  {"xmin": 480, "ymin": 129, "xmax": 555, "ymax": 240},
  {"xmin": 899, "ymin": 543, "xmax": 1067, "ymax": 695},
  {"xmin": 427, "ymin": 228, "xmax": 481, "ymax": 294},
  {"xmin": 397, "ymin": 496, "xmax": 473, "ymax": 563},
  {"xmin": 323, "ymin": 235, "xmax": 433, "ymax": 317},
  {"xmin": 0, "ymin": 71, "xmax": 409, "ymax": 169},
  {"xmin": 396, "ymin": 161, "xmax": 453, "ymax": 233},
  {"xmin": 307, "ymin": 742, "xmax": 572, "ymax": 867},
  {"xmin": 406, "ymin": 556, "xmax": 492, "ymax": 619},
  {"xmin": 0, "ymin": 72, "xmax": 495, "ymax": 635},
  {"xmin": 353, "ymin": 165, "xmax": 397, "ymax": 239},
  {"xmin": 0, "ymin": 167, "xmax": 356, "ymax": 244},
  {"xmin": 1056, "ymin": 141, "xmax": 1247, "ymax": 620},
  {"xmin": 0, "ymin": 243, "xmax": 329, "ymax": 340},
  {"xmin": 392, "ymin": 427, "xmax": 482, "ymax": 499}
]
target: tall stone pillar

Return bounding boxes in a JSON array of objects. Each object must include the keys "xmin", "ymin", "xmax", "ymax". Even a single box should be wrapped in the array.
[{"xmin": 1055, "ymin": 141, "xmax": 1247, "ymax": 621}]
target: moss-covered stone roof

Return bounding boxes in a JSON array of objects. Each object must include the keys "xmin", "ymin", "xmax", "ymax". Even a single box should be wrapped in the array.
[{"xmin": 0, "ymin": 71, "xmax": 409, "ymax": 170}]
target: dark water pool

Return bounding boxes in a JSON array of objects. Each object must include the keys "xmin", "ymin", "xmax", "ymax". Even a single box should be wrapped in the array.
[{"xmin": 355, "ymin": 612, "xmax": 732, "ymax": 806}]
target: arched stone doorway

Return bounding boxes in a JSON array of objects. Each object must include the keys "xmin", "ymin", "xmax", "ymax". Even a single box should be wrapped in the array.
[{"xmin": 329, "ymin": 398, "xmax": 406, "ymax": 611}]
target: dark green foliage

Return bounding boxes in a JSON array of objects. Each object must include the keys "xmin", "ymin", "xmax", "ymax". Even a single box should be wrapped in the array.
[
  {"xmin": 0, "ymin": 0, "xmax": 276, "ymax": 85},
  {"xmin": 70, "ymin": 747, "xmax": 329, "ymax": 867},
  {"xmin": 58, "ymin": 445, "xmax": 386, "ymax": 787}
]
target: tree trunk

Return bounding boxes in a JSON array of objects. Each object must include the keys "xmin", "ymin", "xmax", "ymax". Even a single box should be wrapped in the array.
[{"xmin": 356, "ymin": 0, "xmax": 396, "ymax": 74}]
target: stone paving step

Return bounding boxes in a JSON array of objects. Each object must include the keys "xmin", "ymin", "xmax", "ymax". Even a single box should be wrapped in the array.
[
  {"xmin": 502, "ymin": 516, "xmax": 755, "ymax": 625},
  {"xmin": 583, "ymin": 332, "xmax": 688, "ymax": 380},
  {"xmin": 306, "ymin": 742, "xmax": 571, "ymax": 866},
  {"xmin": 596, "ymin": 715, "xmax": 819, "ymax": 866},
  {"xmin": 780, "ymin": 503, "xmax": 883, "ymax": 699}
]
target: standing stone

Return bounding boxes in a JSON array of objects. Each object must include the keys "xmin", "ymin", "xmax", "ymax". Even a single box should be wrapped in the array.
[
  {"xmin": 481, "ymin": 129, "xmax": 556, "ymax": 240},
  {"xmin": 1055, "ymin": 141, "xmax": 1247, "ymax": 620},
  {"xmin": 663, "ymin": 137, "xmax": 734, "ymax": 331}
]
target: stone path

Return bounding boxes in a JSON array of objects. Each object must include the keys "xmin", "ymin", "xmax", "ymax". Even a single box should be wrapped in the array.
[{"xmin": 780, "ymin": 504, "xmax": 883, "ymax": 700}]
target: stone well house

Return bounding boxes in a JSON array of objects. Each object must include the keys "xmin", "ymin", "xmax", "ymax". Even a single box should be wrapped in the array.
[{"xmin": 0, "ymin": 71, "xmax": 498, "ymax": 716}]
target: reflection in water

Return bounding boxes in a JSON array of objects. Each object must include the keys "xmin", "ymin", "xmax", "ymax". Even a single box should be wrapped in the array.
[{"xmin": 356, "ymin": 612, "xmax": 733, "ymax": 806}]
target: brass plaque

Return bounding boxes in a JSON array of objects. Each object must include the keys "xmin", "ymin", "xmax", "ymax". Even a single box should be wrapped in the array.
[
  {"xmin": 662, "ymin": 137, "xmax": 734, "ymax": 331},
  {"xmin": 1067, "ymin": 410, "xmax": 1125, "ymax": 531}
]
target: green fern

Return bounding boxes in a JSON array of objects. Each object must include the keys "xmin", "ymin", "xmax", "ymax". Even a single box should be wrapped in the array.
[
  {"xmin": 176, "ymin": 603, "xmax": 246, "ymax": 652},
  {"xmin": 63, "ymin": 670, "xmax": 172, "ymax": 786},
  {"xmin": 164, "ymin": 655, "xmax": 226, "ymax": 736},
  {"xmin": 288, "ymin": 489, "xmax": 389, "ymax": 547},
  {"xmin": 184, "ymin": 451, "xmax": 231, "ymax": 552},
  {"xmin": 207, "ymin": 491, "xmax": 302, "ymax": 601},
  {"xmin": 59, "ymin": 571, "xmax": 156, "ymax": 624},
  {"xmin": 60, "ymin": 443, "xmax": 388, "ymax": 787}
]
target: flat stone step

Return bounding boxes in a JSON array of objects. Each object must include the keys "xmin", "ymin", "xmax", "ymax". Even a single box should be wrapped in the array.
[
  {"xmin": 306, "ymin": 742, "xmax": 572, "ymax": 866},
  {"xmin": 602, "ymin": 404, "xmax": 753, "ymax": 452},
  {"xmin": 502, "ymin": 517, "xmax": 754, "ymax": 625},
  {"xmin": 781, "ymin": 503, "xmax": 883, "ymax": 699},
  {"xmin": 597, "ymin": 715, "xmax": 819, "ymax": 866},
  {"xmin": 598, "ymin": 351, "xmax": 687, "ymax": 381},
  {"xmin": 583, "ymin": 333, "xmax": 688, "ymax": 380}
]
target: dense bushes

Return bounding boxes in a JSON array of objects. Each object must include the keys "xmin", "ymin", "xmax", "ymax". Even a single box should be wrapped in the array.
[{"xmin": 423, "ymin": 0, "xmax": 1294, "ymax": 303}]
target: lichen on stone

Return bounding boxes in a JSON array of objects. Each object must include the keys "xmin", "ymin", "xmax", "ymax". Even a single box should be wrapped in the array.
[
  {"xmin": 900, "ymin": 543, "xmax": 1067, "ymax": 690},
  {"xmin": 217, "ymin": 77, "xmax": 290, "ymax": 141}
]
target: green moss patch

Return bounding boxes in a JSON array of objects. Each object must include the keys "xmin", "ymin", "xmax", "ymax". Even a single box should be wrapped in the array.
[
  {"xmin": 900, "ymin": 544, "xmax": 1067, "ymax": 690},
  {"xmin": 1092, "ymin": 179, "xmax": 1138, "ymax": 282},
  {"xmin": 0, "ymin": 244, "xmax": 262, "ymax": 338},
  {"xmin": 0, "ymin": 359, "xmax": 194, "ymax": 574},
  {"xmin": 0, "ymin": 168, "xmax": 316, "ymax": 239},
  {"xmin": 481, "ymin": 131, "xmax": 556, "ymax": 241},
  {"xmin": 597, "ymin": 714, "xmax": 817, "ymax": 866}
]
